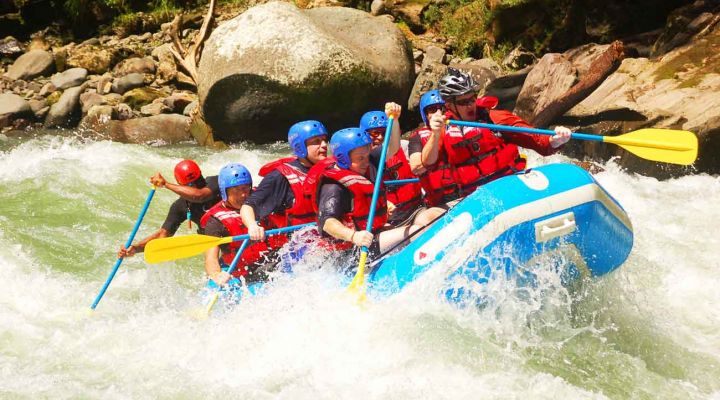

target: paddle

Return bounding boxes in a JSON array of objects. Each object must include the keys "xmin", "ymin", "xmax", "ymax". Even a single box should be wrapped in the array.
[
  {"xmin": 449, "ymin": 120, "xmax": 698, "ymax": 165},
  {"xmin": 144, "ymin": 222, "xmax": 316, "ymax": 263},
  {"xmin": 347, "ymin": 115, "xmax": 396, "ymax": 300},
  {"xmin": 90, "ymin": 187, "xmax": 156, "ymax": 311},
  {"xmin": 204, "ymin": 238, "xmax": 251, "ymax": 316}
]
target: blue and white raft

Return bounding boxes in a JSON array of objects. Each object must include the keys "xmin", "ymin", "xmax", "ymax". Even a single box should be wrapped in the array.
[{"xmin": 367, "ymin": 163, "xmax": 633, "ymax": 302}]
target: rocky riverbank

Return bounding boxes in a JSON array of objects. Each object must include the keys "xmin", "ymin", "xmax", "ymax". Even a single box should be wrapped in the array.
[{"xmin": 1, "ymin": 0, "xmax": 718, "ymax": 177}]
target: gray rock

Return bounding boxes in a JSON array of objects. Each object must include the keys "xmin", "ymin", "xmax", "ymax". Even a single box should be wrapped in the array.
[
  {"xmin": 39, "ymin": 82, "xmax": 55, "ymax": 96},
  {"xmin": 140, "ymin": 100, "xmax": 170, "ymax": 116},
  {"xmin": 112, "ymin": 73, "xmax": 145, "ymax": 94},
  {"xmin": 50, "ymin": 67, "xmax": 88, "ymax": 89},
  {"xmin": 0, "ymin": 92, "xmax": 31, "ymax": 115},
  {"xmin": 5, "ymin": 50, "xmax": 54, "ymax": 80},
  {"xmin": 424, "ymin": 46, "xmax": 446, "ymax": 64},
  {"xmin": 35, "ymin": 106, "xmax": 49, "ymax": 120},
  {"xmin": 565, "ymin": 54, "xmax": 720, "ymax": 176},
  {"xmin": 407, "ymin": 60, "xmax": 446, "ymax": 111},
  {"xmin": 96, "ymin": 75, "xmax": 113, "ymax": 94},
  {"xmin": 447, "ymin": 62, "xmax": 499, "ymax": 93},
  {"xmin": 28, "ymin": 98, "xmax": 48, "ymax": 114},
  {"xmin": 116, "ymin": 103, "xmax": 133, "ymax": 120},
  {"xmin": 502, "ymin": 46, "xmax": 536, "ymax": 70},
  {"xmin": 83, "ymin": 114, "xmax": 192, "ymax": 144},
  {"xmin": 197, "ymin": 2, "xmax": 414, "ymax": 143},
  {"xmin": 80, "ymin": 92, "xmax": 105, "ymax": 114},
  {"xmin": 163, "ymin": 92, "xmax": 196, "ymax": 113},
  {"xmin": 44, "ymin": 86, "xmax": 83, "ymax": 128},
  {"xmin": 86, "ymin": 105, "xmax": 115, "ymax": 121},
  {"xmin": 114, "ymin": 57, "xmax": 156, "ymax": 77}
]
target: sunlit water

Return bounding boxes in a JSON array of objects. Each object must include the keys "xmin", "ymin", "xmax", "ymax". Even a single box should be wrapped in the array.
[{"xmin": 0, "ymin": 133, "xmax": 718, "ymax": 399}]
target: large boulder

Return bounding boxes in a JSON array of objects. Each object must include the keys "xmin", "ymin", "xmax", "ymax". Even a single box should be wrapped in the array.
[
  {"xmin": 197, "ymin": 2, "xmax": 415, "ymax": 143},
  {"xmin": 514, "ymin": 43, "xmax": 617, "ymax": 123},
  {"xmin": 562, "ymin": 23, "xmax": 720, "ymax": 177}
]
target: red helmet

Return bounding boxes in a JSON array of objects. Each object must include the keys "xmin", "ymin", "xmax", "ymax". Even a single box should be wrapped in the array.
[{"xmin": 174, "ymin": 160, "xmax": 202, "ymax": 185}]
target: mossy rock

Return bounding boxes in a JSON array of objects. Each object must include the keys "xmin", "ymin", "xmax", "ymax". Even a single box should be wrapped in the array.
[
  {"xmin": 122, "ymin": 87, "xmax": 163, "ymax": 109},
  {"xmin": 45, "ymin": 91, "xmax": 62, "ymax": 106}
]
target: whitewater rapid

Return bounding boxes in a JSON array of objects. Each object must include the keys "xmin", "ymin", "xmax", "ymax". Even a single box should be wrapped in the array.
[{"xmin": 0, "ymin": 135, "xmax": 718, "ymax": 399}]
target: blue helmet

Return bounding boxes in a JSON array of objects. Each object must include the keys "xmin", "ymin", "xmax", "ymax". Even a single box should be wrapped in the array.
[
  {"xmin": 419, "ymin": 89, "xmax": 445, "ymax": 125},
  {"xmin": 330, "ymin": 128, "xmax": 372, "ymax": 169},
  {"xmin": 288, "ymin": 120, "xmax": 328, "ymax": 159},
  {"xmin": 218, "ymin": 163, "xmax": 252, "ymax": 201},
  {"xmin": 359, "ymin": 111, "xmax": 388, "ymax": 133}
]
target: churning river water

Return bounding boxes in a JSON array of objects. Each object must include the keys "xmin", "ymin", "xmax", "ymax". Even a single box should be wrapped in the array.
[{"xmin": 0, "ymin": 133, "xmax": 718, "ymax": 399}]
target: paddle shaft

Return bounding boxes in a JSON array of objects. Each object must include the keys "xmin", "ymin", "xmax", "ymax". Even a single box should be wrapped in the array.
[
  {"xmin": 205, "ymin": 239, "xmax": 250, "ymax": 315},
  {"xmin": 220, "ymin": 223, "xmax": 316, "ymax": 246},
  {"xmin": 449, "ymin": 119, "xmax": 599, "ymax": 140},
  {"xmin": 384, "ymin": 178, "xmax": 419, "ymax": 185},
  {"xmin": 90, "ymin": 187, "xmax": 156, "ymax": 310},
  {"xmin": 363, "ymin": 116, "xmax": 395, "ymax": 251},
  {"xmin": 349, "ymin": 115, "xmax": 395, "ymax": 293}
]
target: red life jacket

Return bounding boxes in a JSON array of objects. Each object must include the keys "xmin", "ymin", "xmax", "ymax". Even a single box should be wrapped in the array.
[
  {"xmin": 200, "ymin": 201, "xmax": 269, "ymax": 277},
  {"xmin": 305, "ymin": 157, "xmax": 388, "ymax": 249},
  {"xmin": 411, "ymin": 127, "xmax": 461, "ymax": 207},
  {"xmin": 383, "ymin": 149, "xmax": 423, "ymax": 215},
  {"xmin": 258, "ymin": 156, "xmax": 317, "ymax": 228},
  {"xmin": 443, "ymin": 110, "xmax": 526, "ymax": 196}
]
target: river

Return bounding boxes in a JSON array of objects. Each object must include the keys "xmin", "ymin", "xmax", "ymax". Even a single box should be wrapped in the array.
[{"xmin": 0, "ymin": 133, "xmax": 718, "ymax": 399}]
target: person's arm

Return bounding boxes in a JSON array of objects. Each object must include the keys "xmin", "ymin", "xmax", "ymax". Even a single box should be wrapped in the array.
[
  {"xmin": 203, "ymin": 217, "xmax": 231, "ymax": 286},
  {"xmin": 240, "ymin": 204, "xmax": 265, "ymax": 241},
  {"xmin": 204, "ymin": 246, "xmax": 230, "ymax": 286},
  {"xmin": 384, "ymin": 102, "xmax": 402, "ymax": 158},
  {"xmin": 150, "ymin": 173, "xmax": 215, "ymax": 203},
  {"xmin": 322, "ymin": 218, "xmax": 372, "ymax": 248},
  {"xmin": 488, "ymin": 110, "xmax": 570, "ymax": 155},
  {"xmin": 318, "ymin": 183, "xmax": 372, "ymax": 247},
  {"xmin": 119, "ymin": 199, "xmax": 185, "ymax": 257},
  {"xmin": 420, "ymin": 110, "xmax": 444, "ymax": 166},
  {"xmin": 407, "ymin": 134, "xmax": 427, "ymax": 175},
  {"xmin": 118, "ymin": 228, "xmax": 169, "ymax": 258}
]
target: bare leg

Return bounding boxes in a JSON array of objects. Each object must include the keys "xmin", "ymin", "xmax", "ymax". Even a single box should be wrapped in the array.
[
  {"xmin": 377, "ymin": 224, "xmax": 422, "ymax": 253},
  {"xmin": 413, "ymin": 206, "xmax": 445, "ymax": 226}
]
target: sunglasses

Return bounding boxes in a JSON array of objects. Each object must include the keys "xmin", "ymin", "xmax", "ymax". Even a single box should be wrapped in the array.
[
  {"xmin": 450, "ymin": 96, "xmax": 477, "ymax": 107},
  {"xmin": 367, "ymin": 128, "xmax": 385, "ymax": 137},
  {"xmin": 424, "ymin": 104, "xmax": 445, "ymax": 114}
]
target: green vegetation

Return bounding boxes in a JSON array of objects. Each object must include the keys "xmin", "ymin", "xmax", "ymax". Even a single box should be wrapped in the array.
[{"xmin": 424, "ymin": 0, "xmax": 490, "ymax": 58}]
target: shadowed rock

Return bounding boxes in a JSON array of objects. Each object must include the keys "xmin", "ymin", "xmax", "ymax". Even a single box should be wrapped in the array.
[{"xmin": 197, "ymin": 2, "xmax": 414, "ymax": 143}]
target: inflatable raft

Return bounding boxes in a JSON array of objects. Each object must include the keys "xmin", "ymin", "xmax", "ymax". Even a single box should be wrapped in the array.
[
  {"xmin": 367, "ymin": 162, "xmax": 633, "ymax": 302},
  {"xmin": 210, "ymin": 163, "xmax": 633, "ymax": 306}
]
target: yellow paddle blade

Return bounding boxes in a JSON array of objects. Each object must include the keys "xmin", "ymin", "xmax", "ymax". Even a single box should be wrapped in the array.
[
  {"xmin": 606, "ymin": 128, "xmax": 698, "ymax": 165},
  {"xmin": 144, "ymin": 234, "xmax": 232, "ymax": 264},
  {"xmin": 346, "ymin": 251, "xmax": 368, "ymax": 303}
]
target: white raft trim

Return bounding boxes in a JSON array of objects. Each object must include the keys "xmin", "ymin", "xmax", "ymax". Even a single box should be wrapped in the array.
[{"xmin": 432, "ymin": 182, "xmax": 632, "ymax": 275}]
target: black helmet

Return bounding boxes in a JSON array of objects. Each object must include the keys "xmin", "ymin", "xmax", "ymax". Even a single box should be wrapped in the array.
[{"xmin": 438, "ymin": 67, "xmax": 479, "ymax": 99}]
